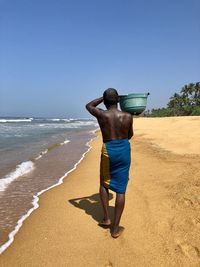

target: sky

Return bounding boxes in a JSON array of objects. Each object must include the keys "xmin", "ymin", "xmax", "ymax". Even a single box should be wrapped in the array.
[{"xmin": 0, "ymin": 0, "xmax": 200, "ymax": 118}]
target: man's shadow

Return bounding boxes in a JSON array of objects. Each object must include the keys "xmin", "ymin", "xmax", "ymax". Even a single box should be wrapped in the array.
[{"xmin": 68, "ymin": 193, "xmax": 115, "ymax": 224}]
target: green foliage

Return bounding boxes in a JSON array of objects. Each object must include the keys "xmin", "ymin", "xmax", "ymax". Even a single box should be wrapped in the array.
[
  {"xmin": 150, "ymin": 82, "xmax": 200, "ymax": 117},
  {"xmin": 191, "ymin": 106, "xmax": 200, "ymax": 116},
  {"xmin": 150, "ymin": 108, "xmax": 174, "ymax": 117}
]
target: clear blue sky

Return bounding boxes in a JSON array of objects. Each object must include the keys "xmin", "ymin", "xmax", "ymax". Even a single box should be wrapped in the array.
[{"xmin": 0, "ymin": 0, "xmax": 199, "ymax": 117}]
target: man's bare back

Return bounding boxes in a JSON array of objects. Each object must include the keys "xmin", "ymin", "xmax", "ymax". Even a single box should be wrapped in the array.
[
  {"xmin": 96, "ymin": 108, "xmax": 133, "ymax": 142},
  {"xmin": 86, "ymin": 97, "xmax": 133, "ymax": 142}
]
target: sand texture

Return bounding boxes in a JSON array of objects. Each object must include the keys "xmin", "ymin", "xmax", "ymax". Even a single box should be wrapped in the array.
[
  {"xmin": 134, "ymin": 116, "xmax": 200, "ymax": 155},
  {"xmin": 0, "ymin": 116, "xmax": 200, "ymax": 267}
]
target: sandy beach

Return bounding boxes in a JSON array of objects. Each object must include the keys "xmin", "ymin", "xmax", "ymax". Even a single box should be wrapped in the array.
[{"xmin": 0, "ymin": 116, "xmax": 200, "ymax": 267}]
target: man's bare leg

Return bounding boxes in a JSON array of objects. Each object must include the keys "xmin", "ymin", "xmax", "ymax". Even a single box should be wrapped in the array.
[
  {"xmin": 111, "ymin": 193, "xmax": 125, "ymax": 237},
  {"xmin": 99, "ymin": 185, "xmax": 111, "ymax": 224}
]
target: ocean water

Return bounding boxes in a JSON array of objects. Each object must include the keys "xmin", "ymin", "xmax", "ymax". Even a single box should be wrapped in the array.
[{"xmin": 0, "ymin": 117, "xmax": 98, "ymax": 253}]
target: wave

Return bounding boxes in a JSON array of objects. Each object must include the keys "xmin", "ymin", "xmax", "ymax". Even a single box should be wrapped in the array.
[
  {"xmin": 0, "ymin": 132, "xmax": 98, "ymax": 254},
  {"xmin": 0, "ymin": 118, "xmax": 97, "ymax": 129},
  {"xmin": 0, "ymin": 119, "xmax": 33, "ymax": 123},
  {"xmin": 34, "ymin": 139, "xmax": 70, "ymax": 160},
  {"xmin": 48, "ymin": 119, "xmax": 73, "ymax": 123},
  {"xmin": 60, "ymin": 139, "xmax": 70, "ymax": 146},
  {"xmin": 47, "ymin": 118, "xmax": 77, "ymax": 122},
  {"xmin": 35, "ymin": 149, "xmax": 48, "ymax": 160},
  {"xmin": 64, "ymin": 121, "xmax": 98, "ymax": 128},
  {"xmin": 33, "ymin": 121, "xmax": 97, "ymax": 129},
  {"xmin": 0, "ymin": 161, "xmax": 35, "ymax": 192},
  {"xmin": 50, "ymin": 119, "xmax": 61, "ymax": 121}
]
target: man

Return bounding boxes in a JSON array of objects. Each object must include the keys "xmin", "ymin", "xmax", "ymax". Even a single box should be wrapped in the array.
[{"xmin": 86, "ymin": 88, "xmax": 133, "ymax": 238}]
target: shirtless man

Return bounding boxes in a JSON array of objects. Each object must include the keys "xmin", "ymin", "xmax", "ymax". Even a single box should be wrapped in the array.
[{"xmin": 86, "ymin": 88, "xmax": 133, "ymax": 238}]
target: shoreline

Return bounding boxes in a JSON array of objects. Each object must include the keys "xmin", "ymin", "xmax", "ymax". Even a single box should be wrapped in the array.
[
  {"xmin": 0, "ymin": 117, "xmax": 200, "ymax": 266},
  {"xmin": 0, "ymin": 129, "xmax": 99, "ymax": 254}
]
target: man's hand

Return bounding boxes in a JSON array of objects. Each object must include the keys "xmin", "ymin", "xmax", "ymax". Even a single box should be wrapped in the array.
[{"xmin": 85, "ymin": 97, "xmax": 103, "ymax": 117}]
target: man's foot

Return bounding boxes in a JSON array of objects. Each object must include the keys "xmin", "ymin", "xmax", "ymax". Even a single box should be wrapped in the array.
[
  {"xmin": 98, "ymin": 218, "xmax": 111, "ymax": 227},
  {"xmin": 111, "ymin": 226, "xmax": 124, "ymax": 238}
]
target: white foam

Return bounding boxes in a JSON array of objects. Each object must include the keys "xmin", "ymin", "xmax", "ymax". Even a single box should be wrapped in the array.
[
  {"xmin": 35, "ymin": 140, "xmax": 70, "ymax": 160},
  {"xmin": 35, "ymin": 149, "xmax": 48, "ymax": 160},
  {"xmin": 0, "ymin": 132, "xmax": 98, "ymax": 254},
  {"xmin": 0, "ymin": 119, "xmax": 33, "ymax": 123},
  {"xmin": 0, "ymin": 162, "xmax": 35, "ymax": 192},
  {"xmin": 90, "ymin": 127, "xmax": 99, "ymax": 135},
  {"xmin": 60, "ymin": 139, "xmax": 70, "ymax": 146},
  {"xmin": 49, "ymin": 118, "xmax": 71, "ymax": 122},
  {"xmin": 64, "ymin": 121, "xmax": 98, "ymax": 128},
  {"xmin": 50, "ymin": 118, "xmax": 61, "ymax": 121},
  {"xmin": 50, "ymin": 118, "xmax": 71, "ymax": 122}
]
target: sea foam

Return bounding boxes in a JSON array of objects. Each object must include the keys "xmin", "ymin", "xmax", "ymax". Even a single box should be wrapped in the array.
[
  {"xmin": 0, "ymin": 119, "xmax": 33, "ymax": 123},
  {"xmin": 35, "ymin": 149, "xmax": 48, "ymax": 160},
  {"xmin": 60, "ymin": 139, "xmax": 70, "ymax": 145},
  {"xmin": 0, "ymin": 161, "xmax": 35, "ymax": 192}
]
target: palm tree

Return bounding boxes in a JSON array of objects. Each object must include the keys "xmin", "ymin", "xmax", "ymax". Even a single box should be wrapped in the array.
[
  {"xmin": 194, "ymin": 82, "xmax": 200, "ymax": 105},
  {"xmin": 152, "ymin": 82, "xmax": 200, "ymax": 117},
  {"xmin": 181, "ymin": 85, "xmax": 190, "ymax": 105},
  {"xmin": 167, "ymin": 93, "xmax": 184, "ymax": 115}
]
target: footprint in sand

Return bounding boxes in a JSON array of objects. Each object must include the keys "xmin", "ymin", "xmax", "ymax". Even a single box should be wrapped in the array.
[
  {"xmin": 192, "ymin": 217, "xmax": 200, "ymax": 228},
  {"xmin": 183, "ymin": 197, "xmax": 194, "ymax": 207},
  {"xmin": 177, "ymin": 242, "xmax": 200, "ymax": 259},
  {"xmin": 104, "ymin": 260, "xmax": 113, "ymax": 267}
]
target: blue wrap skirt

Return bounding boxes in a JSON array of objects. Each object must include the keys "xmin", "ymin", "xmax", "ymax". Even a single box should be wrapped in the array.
[{"xmin": 100, "ymin": 138, "xmax": 131, "ymax": 194}]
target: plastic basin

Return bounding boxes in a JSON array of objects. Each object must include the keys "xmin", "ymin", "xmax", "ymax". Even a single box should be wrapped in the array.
[{"xmin": 119, "ymin": 93, "xmax": 150, "ymax": 115}]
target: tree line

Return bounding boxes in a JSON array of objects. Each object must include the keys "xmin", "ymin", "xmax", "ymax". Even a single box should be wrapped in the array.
[{"xmin": 148, "ymin": 82, "xmax": 200, "ymax": 117}]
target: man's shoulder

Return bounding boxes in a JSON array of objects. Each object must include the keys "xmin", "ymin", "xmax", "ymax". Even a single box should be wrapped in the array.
[
  {"xmin": 95, "ymin": 108, "xmax": 107, "ymax": 119},
  {"xmin": 120, "ymin": 111, "xmax": 132, "ymax": 119}
]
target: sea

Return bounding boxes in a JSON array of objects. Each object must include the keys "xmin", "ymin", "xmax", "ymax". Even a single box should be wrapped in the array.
[{"xmin": 0, "ymin": 117, "xmax": 98, "ymax": 253}]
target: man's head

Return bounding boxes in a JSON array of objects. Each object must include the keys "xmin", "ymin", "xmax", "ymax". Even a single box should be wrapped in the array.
[{"xmin": 103, "ymin": 88, "xmax": 119, "ymax": 108}]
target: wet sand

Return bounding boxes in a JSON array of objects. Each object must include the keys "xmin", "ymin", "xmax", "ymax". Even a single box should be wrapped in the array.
[{"xmin": 0, "ymin": 116, "xmax": 200, "ymax": 267}]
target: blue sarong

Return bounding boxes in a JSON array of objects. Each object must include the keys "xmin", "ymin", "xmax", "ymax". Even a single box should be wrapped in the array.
[{"xmin": 100, "ymin": 138, "xmax": 131, "ymax": 194}]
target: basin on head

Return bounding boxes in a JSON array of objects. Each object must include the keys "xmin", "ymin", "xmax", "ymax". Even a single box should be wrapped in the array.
[{"xmin": 119, "ymin": 93, "xmax": 150, "ymax": 115}]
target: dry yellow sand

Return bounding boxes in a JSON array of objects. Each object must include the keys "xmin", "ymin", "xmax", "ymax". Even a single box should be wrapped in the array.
[
  {"xmin": 134, "ymin": 116, "xmax": 200, "ymax": 155},
  {"xmin": 0, "ymin": 116, "xmax": 200, "ymax": 267}
]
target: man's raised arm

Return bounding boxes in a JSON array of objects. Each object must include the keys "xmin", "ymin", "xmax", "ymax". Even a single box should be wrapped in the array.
[{"xmin": 85, "ymin": 97, "xmax": 103, "ymax": 117}]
